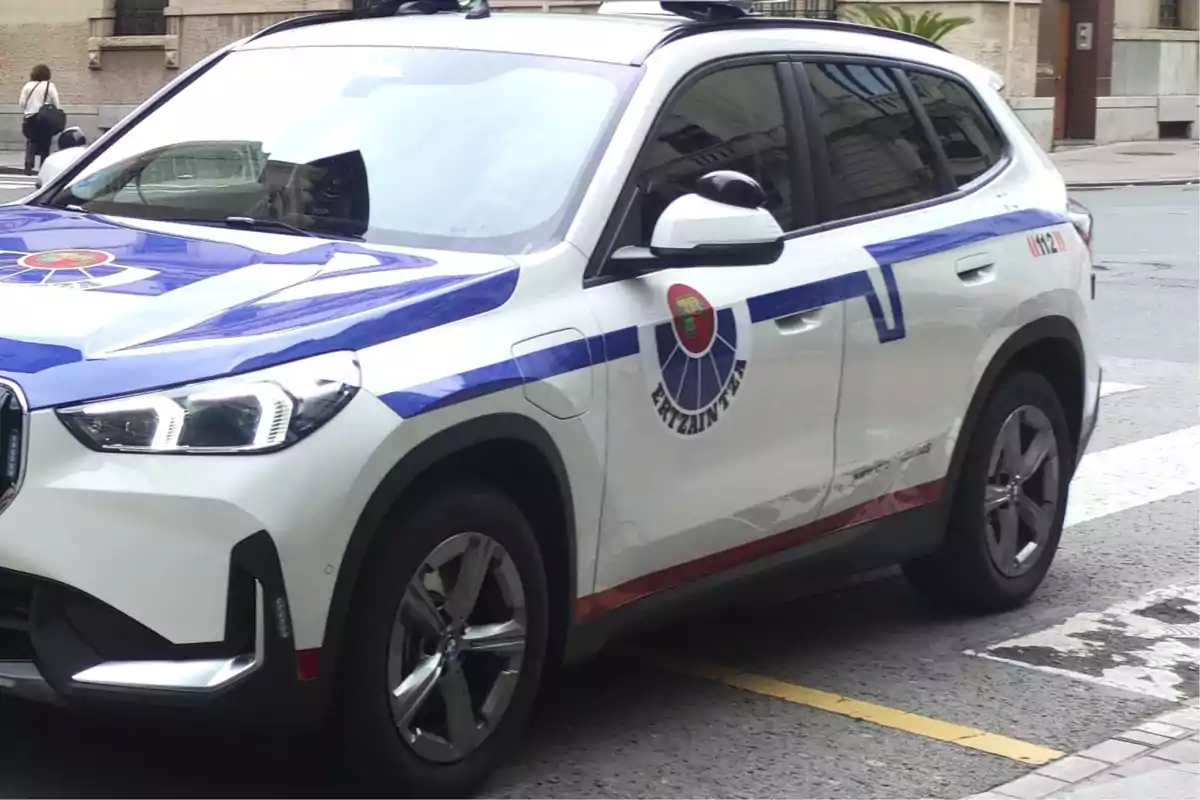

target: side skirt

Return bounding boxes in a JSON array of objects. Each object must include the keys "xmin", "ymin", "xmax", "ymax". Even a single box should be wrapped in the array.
[{"xmin": 564, "ymin": 492, "xmax": 945, "ymax": 663}]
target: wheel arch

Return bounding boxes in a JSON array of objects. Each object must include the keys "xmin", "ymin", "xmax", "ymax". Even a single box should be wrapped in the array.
[
  {"xmin": 314, "ymin": 413, "xmax": 577, "ymax": 706},
  {"xmin": 942, "ymin": 315, "xmax": 1086, "ymax": 523}
]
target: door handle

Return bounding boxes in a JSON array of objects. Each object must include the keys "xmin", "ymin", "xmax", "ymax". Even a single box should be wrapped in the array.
[
  {"xmin": 775, "ymin": 307, "xmax": 823, "ymax": 334},
  {"xmin": 955, "ymin": 253, "xmax": 996, "ymax": 285}
]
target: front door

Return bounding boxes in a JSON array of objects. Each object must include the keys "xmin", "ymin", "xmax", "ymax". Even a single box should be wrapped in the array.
[{"xmin": 582, "ymin": 61, "xmax": 843, "ymax": 614}]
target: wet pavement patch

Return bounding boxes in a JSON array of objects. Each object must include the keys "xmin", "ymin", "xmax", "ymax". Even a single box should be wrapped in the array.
[{"xmin": 1134, "ymin": 596, "xmax": 1200, "ymax": 626}]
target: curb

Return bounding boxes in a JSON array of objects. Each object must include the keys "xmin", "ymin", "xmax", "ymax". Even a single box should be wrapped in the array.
[
  {"xmin": 965, "ymin": 702, "xmax": 1200, "ymax": 800},
  {"xmin": 1068, "ymin": 177, "xmax": 1199, "ymax": 189}
]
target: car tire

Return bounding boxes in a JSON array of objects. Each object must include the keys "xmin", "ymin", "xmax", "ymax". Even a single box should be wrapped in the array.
[
  {"xmin": 904, "ymin": 369, "xmax": 1074, "ymax": 613},
  {"xmin": 327, "ymin": 483, "xmax": 549, "ymax": 798}
]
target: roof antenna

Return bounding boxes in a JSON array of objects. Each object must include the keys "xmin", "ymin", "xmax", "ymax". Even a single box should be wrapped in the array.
[{"xmin": 463, "ymin": 0, "xmax": 491, "ymax": 19}]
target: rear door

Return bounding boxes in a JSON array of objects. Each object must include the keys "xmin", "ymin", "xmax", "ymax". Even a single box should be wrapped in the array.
[{"xmin": 788, "ymin": 58, "xmax": 1022, "ymax": 520}]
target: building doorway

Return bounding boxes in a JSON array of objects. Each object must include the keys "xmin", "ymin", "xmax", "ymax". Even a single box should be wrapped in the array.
[{"xmin": 1036, "ymin": 0, "xmax": 1071, "ymax": 140}]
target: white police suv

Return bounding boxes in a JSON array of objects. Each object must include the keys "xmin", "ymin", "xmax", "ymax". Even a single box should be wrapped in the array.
[{"xmin": 0, "ymin": 0, "xmax": 1099, "ymax": 793}]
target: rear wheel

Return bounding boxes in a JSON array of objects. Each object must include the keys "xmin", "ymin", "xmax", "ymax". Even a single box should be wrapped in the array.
[
  {"xmin": 329, "ymin": 484, "xmax": 548, "ymax": 797},
  {"xmin": 904, "ymin": 370, "xmax": 1073, "ymax": 612}
]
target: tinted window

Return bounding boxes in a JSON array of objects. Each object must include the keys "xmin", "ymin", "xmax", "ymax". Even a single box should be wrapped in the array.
[
  {"xmin": 49, "ymin": 47, "xmax": 635, "ymax": 254},
  {"xmin": 625, "ymin": 64, "xmax": 793, "ymax": 245},
  {"xmin": 907, "ymin": 71, "xmax": 1006, "ymax": 187},
  {"xmin": 803, "ymin": 62, "xmax": 941, "ymax": 221}
]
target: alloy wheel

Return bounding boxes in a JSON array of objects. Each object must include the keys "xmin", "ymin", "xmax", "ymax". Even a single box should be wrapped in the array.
[
  {"xmin": 386, "ymin": 532, "xmax": 527, "ymax": 764},
  {"xmin": 983, "ymin": 404, "xmax": 1061, "ymax": 578}
]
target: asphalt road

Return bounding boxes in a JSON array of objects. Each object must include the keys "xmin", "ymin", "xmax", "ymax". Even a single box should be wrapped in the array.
[{"xmin": 0, "ymin": 181, "xmax": 1195, "ymax": 799}]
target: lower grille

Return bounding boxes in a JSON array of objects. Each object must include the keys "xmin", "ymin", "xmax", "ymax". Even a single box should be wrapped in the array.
[
  {"xmin": 0, "ymin": 570, "xmax": 34, "ymax": 660},
  {"xmin": 0, "ymin": 380, "xmax": 27, "ymax": 514}
]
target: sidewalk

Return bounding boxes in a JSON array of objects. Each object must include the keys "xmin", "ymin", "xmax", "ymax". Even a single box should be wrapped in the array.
[
  {"xmin": 0, "ymin": 150, "xmax": 24, "ymax": 175},
  {"xmin": 1050, "ymin": 140, "xmax": 1200, "ymax": 189},
  {"xmin": 3, "ymin": 140, "xmax": 1198, "ymax": 186},
  {"xmin": 967, "ymin": 702, "xmax": 1200, "ymax": 800}
]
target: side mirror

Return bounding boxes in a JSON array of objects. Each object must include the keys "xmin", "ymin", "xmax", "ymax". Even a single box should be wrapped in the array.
[
  {"xmin": 35, "ymin": 146, "xmax": 87, "ymax": 190},
  {"xmin": 611, "ymin": 171, "xmax": 784, "ymax": 274}
]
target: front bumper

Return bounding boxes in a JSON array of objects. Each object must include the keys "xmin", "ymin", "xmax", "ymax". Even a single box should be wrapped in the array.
[
  {"xmin": 0, "ymin": 386, "xmax": 404, "ymax": 720},
  {"xmin": 0, "ymin": 531, "xmax": 315, "ymax": 725},
  {"xmin": 1077, "ymin": 364, "xmax": 1102, "ymax": 468}
]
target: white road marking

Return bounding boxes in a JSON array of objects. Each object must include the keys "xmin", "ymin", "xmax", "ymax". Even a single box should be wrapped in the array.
[
  {"xmin": 1099, "ymin": 381, "xmax": 1146, "ymax": 398},
  {"xmin": 1066, "ymin": 424, "xmax": 1200, "ymax": 528},
  {"xmin": 0, "ymin": 181, "xmax": 35, "ymax": 190},
  {"xmin": 967, "ymin": 584, "xmax": 1200, "ymax": 701},
  {"xmin": 969, "ymin": 425, "xmax": 1200, "ymax": 697}
]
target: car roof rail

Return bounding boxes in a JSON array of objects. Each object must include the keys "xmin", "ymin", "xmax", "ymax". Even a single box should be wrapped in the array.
[
  {"xmin": 640, "ymin": 0, "xmax": 947, "ymax": 53},
  {"xmin": 244, "ymin": 10, "xmax": 354, "ymax": 42},
  {"xmin": 242, "ymin": 0, "xmax": 945, "ymax": 53},
  {"xmin": 244, "ymin": 0, "xmax": 491, "ymax": 43}
]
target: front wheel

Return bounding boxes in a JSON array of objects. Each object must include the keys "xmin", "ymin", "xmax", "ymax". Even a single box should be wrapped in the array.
[
  {"xmin": 904, "ymin": 369, "xmax": 1074, "ymax": 612},
  {"xmin": 329, "ymin": 484, "xmax": 549, "ymax": 797}
]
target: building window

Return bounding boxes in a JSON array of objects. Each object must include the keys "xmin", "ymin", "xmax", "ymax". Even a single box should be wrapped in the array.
[
  {"xmin": 1159, "ymin": 0, "xmax": 1181, "ymax": 28},
  {"xmin": 754, "ymin": 0, "xmax": 838, "ymax": 19},
  {"xmin": 113, "ymin": 0, "xmax": 168, "ymax": 37}
]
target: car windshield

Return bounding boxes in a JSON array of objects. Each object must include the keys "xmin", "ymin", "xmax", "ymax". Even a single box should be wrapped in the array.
[{"xmin": 46, "ymin": 46, "xmax": 636, "ymax": 254}]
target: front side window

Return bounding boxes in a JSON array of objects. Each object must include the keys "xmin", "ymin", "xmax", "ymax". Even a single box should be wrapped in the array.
[
  {"xmin": 907, "ymin": 71, "xmax": 1006, "ymax": 188},
  {"xmin": 803, "ymin": 61, "xmax": 941, "ymax": 222},
  {"xmin": 47, "ymin": 47, "xmax": 636, "ymax": 254},
  {"xmin": 620, "ymin": 63, "xmax": 793, "ymax": 246}
]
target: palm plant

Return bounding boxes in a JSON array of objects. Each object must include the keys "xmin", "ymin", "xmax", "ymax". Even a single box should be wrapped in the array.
[{"xmin": 841, "ymin": 4, "xmax": 974, "ymax": 43}]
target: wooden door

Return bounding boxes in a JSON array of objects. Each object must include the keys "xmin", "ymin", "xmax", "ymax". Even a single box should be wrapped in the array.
[{"xmin": 1036, "ymin": 0, "xmax": 1071, "ymax": 140}]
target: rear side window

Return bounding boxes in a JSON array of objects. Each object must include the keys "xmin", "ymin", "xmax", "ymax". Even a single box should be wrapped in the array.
[
  {"xmin": 802, "ymin": 62, "xmax": 941, "ymax": 221},
  {"xmin": 628, "ymin": 63, "xmax": 793, "ymax": 243},
  {"xmin": 906, "ymin": 70, "xmax": 1006, "ymax": 187}
]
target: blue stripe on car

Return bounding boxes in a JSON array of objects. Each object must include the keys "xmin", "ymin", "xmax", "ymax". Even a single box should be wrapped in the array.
[
  {"xmin": 378, "ymin": 209, "xmax": 1068, "ymax": 418},
  {"xmin": 136, "ymin": 275, "xmax": 478, "ymax": 346},
  {"xmin": 0, "ymin": 338, "xmax": 81, "ymax": 374},
  {"xmin": 7, "ymin": 269, "xmax": 519, "ymax": 409},
  {"xmin": 382, "ymin": 324, "xmax": 646, "ymax": 418},
  {"xmin": 0, "ymin": 208, "xmax": 1066, "ymax": 411},
  {"xmin": 0, "ymin": 205, "xmax": 438, "ymax": 297}
]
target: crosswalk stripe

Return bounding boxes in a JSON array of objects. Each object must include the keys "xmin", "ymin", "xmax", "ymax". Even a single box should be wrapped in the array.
[
  {"xmin": 968, "ymin": 583, "xmax": 1200, "ymax": 701},
  {"xmin": 968, "ymin": 421, "xmax": 1200, "ymax": 695},
  {"xmin": 1098, "ymin": 380, "xmax": 1146, "ymax": 398},
  {"xmin": 1066, "ymin": 424, "xmax": 1200, "ymax": 528}
]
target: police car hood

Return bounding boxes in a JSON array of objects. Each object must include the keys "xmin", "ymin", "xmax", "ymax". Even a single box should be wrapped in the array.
[{"xmin": 0, "ymin": 205, "xmax": 519, "ymax": 410}]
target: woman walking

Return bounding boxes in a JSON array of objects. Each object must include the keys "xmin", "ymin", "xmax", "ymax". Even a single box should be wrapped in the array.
[{"xmin": 18, "ymin": 65, "xmax": 63, "ymax": 175}]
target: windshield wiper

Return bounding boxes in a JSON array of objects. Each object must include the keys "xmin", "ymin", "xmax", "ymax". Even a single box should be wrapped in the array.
[
  {"xmin": 223, "ymin": 216, "xmax": 316, "ymax": 237},
  {"xmin": 150, "ymin": 215, "xmax": 363, "ymax": 241},
  {"xmin": 224, "ymin": 216, "xmax": 366, "ymax": 241}
]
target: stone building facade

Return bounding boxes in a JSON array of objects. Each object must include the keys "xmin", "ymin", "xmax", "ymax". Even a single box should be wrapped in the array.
[
  {"xmin": 1106, "ymin": 0, "xmax": 1199, "ymax": 141},
  {"xmin": 841, "ymin": 0, "xmax": 1199, "ymax": 148},
  {"xmin": 1, "ymin": 0, "xmax": 1197, "ymax": 152}
]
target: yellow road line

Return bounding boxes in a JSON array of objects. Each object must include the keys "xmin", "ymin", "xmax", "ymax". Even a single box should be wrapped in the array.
[{"xmin": 639, "ymin": 652, "xmax": 1065, "ymax": 766}]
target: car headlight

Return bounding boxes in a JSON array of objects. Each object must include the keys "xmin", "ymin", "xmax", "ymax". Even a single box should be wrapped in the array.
[{"xmin": 58, "ymin": 352, "xmax": 360, "ymax": 454}]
